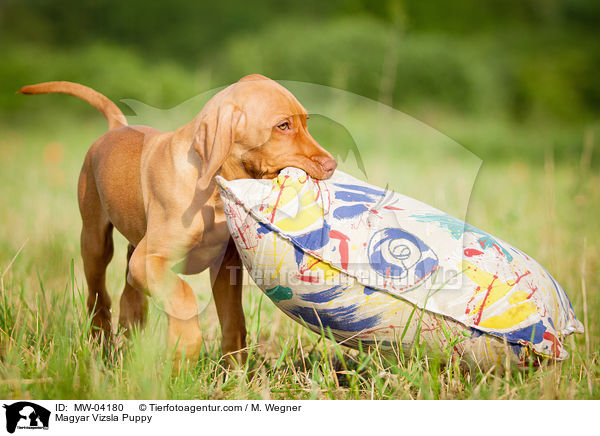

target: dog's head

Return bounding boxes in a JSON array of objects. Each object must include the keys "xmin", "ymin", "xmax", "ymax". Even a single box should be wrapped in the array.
[{"xmin": 179, "ymin": 74, "xmax": 337, "ymax": 189}]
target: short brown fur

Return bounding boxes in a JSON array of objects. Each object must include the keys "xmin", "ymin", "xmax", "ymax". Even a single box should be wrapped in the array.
[{"xmin": 19, "ymin": 75, "xmax": 336, "ymax": 365}]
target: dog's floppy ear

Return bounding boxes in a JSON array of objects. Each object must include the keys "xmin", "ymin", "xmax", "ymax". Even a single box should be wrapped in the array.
[{"xmin": 191, "ymin": 102, "xmax": 244, "ymax": 190}]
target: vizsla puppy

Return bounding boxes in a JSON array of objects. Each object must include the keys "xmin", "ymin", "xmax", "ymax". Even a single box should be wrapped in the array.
[{"xmin": 19, "ymin": 75, "xmax": 337, "ymax": 365}]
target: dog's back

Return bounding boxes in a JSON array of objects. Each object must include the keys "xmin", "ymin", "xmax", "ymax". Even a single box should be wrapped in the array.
[
  {"xmin": 19, "ymin": 81, "xmax": 158, "ymax": 246},
  {"xmin": 79, "ymin": 125, "xmax": 158, "ymax": 246}
]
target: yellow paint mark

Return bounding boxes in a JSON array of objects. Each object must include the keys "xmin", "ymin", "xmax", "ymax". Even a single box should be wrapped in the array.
[
  {"xmin": 462, "ymin": 261, "xmax": 537, "ymax": 328},
  {"xmin": 508, "ymin": 291, "xmax": 529, "ymax": 305},
  {"xmin": 478, "ymin": 303, "xmax": 537, "ymax": 329},
  {"xmin": 275, "ymin": 204, "xmax": 323, "ymax": 231},
  {"xmin": 274, "ymin": 244, "xmax": 292, "ymax": 277},
  {"xmin": 462, "ymin": 261, "xmax": 513, "ymax": 311},
  {"xmin": 549, "ymin": 280, "xmax": 559, "ymax": 320},
  {"xmin": 262, "ymin": 179, "xmax": 324, "ymax": 231},
  {"xmin": 305, "ymin": 254, "xmax": 340, "ymax": 281}
]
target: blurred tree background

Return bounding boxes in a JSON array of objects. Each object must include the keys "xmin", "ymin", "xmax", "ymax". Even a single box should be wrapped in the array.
[
  {"xmin": 1, "ymin": 0, "xmax": 599, "ymax": 164},
  {"xmin": 2, "ymin": 2, "xmax": 600, "ymax": 402}
]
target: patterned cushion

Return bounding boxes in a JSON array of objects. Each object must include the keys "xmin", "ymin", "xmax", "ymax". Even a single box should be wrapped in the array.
[{"xmin": 216, "ymin": 168, "xmax": 583, "ymax": 366}]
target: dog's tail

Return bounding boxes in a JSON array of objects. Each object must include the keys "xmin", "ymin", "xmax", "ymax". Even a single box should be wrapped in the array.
[{"xmin": 18, "ymin": 81, "xmax": 128, "ymax": 130}]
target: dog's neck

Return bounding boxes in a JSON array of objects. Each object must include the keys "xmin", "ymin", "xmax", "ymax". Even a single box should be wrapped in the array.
[
  {"xmin": 218, "ymin": 151, "xmax": 253, "ymax": 181},
  {"xmin": 219, "ymin": 146, "xmax": 253, "ymax": 180}
]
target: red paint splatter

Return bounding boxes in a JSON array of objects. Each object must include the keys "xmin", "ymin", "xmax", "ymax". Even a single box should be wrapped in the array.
[
  {"xmin": 492, "ymin": 243, "xmax": 505, "ymax": 257},
  {"xmin": 527, "ymin": 286, "xmax": 538, "ymax": 299},
  {"xmin": 464, "ymin": 248, "xmax": 484, "ymax": 257},
  {"xmin": 233, "ymin": 220, "xmax": 249, "ymax": 249},
  {"xmin": 299, "ymin": 258, "xmax": 321, "ymax": 274},
  {"xmin": 510, "ymin": 270, "xmax": 531, "ymax": 286},
  {"xmin": 465, "ymin": 287, "xmax": 480, "ymax": 314},
  {"xmin": 329, "ymin": 229, "xmax": 350, "ymax": 269},
  {"xmin": 314, "ymin": 179, "xmax": 322, "ymax": 200},
  {"xmin": 297, "ymin": 274, "xmax": 319, "ymax": 283},
  {"xmin": 543, "ymin": 331, "xmax": 562, "ymax": 357},
  {"xmin": 383, "ymin": 205, "xmax": 404, "ymax": 211},
  {"xmin": 476, "ymin": 238, "xmax": 506, "ymax": 258},
  {"xmin": 474, "ymin": 276, "xmax": 498, "ymax": 325}
]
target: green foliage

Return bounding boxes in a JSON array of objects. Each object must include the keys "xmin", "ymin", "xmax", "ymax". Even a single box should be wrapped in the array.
[
  {"xmin": 0, "ymin": 42, "xmax": 209, "ymax": 117},
  {"xmin": 1, "ymin": 0, "xmax": 598, "ymax": 164}
]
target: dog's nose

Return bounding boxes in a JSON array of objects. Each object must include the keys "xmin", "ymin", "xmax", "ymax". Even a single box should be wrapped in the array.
[{"xmin": 312, "ymin": 155, "xmax": 337, "ymax": 175}]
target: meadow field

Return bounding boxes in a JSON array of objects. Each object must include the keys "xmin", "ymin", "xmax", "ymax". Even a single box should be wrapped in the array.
[
  {"xmin": 0, "ymin": 0, "xmax": 598, "ymax": 400},
  {"xmin": 0, "ymin": 109, "xmax": 598, "ymax": 400}
]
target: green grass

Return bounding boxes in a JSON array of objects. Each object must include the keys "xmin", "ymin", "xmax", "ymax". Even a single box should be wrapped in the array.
[{"xmin": 0, "ymin": 113, "xmax": 598, "ymax": 400}]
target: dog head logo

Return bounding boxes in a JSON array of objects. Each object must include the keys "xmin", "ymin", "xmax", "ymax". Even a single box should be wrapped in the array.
[{"xmin": 2, "ymin": 402, "xmax": 50, "ymax": 433}]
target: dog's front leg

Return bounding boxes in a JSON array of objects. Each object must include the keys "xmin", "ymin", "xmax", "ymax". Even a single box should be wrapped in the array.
[
  {"xmin": 127, "ymin": 237, "xmax": 202, "ymax": 367},
  {"xmin": 210, "ymin": 238, "xmax": 247, "ymax": 366}
]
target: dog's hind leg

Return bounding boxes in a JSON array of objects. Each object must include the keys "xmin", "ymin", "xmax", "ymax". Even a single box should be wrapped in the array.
[
  {"xmin": 78, "ymin": 163, "xmax": 114, "ymax": 339},
  {"xmin": 118, "ymin": 243, "xmax": 148, "ymax": 334},
  {"xmin": 80, "ymin": 219, "xmax": 114, "ymax": 338},
  {"xmin": 210, "ymin": 238, "xmax": 247, "ymax": 366}
]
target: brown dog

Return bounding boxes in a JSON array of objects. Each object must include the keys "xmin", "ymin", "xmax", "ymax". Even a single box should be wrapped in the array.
[{"xmin": 19, "ymin": 75, "xmax": 337, "ymax": 364}]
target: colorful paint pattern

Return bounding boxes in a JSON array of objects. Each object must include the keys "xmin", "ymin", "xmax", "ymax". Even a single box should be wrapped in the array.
[{"xmin": 216, "ymin": 168, "xmax": 583, "ymax": 366}]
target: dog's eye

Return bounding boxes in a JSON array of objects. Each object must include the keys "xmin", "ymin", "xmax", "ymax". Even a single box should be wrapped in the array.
[{"xmin": 276, "ymin": 121, "xmax": 290, "ymax": 131}]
